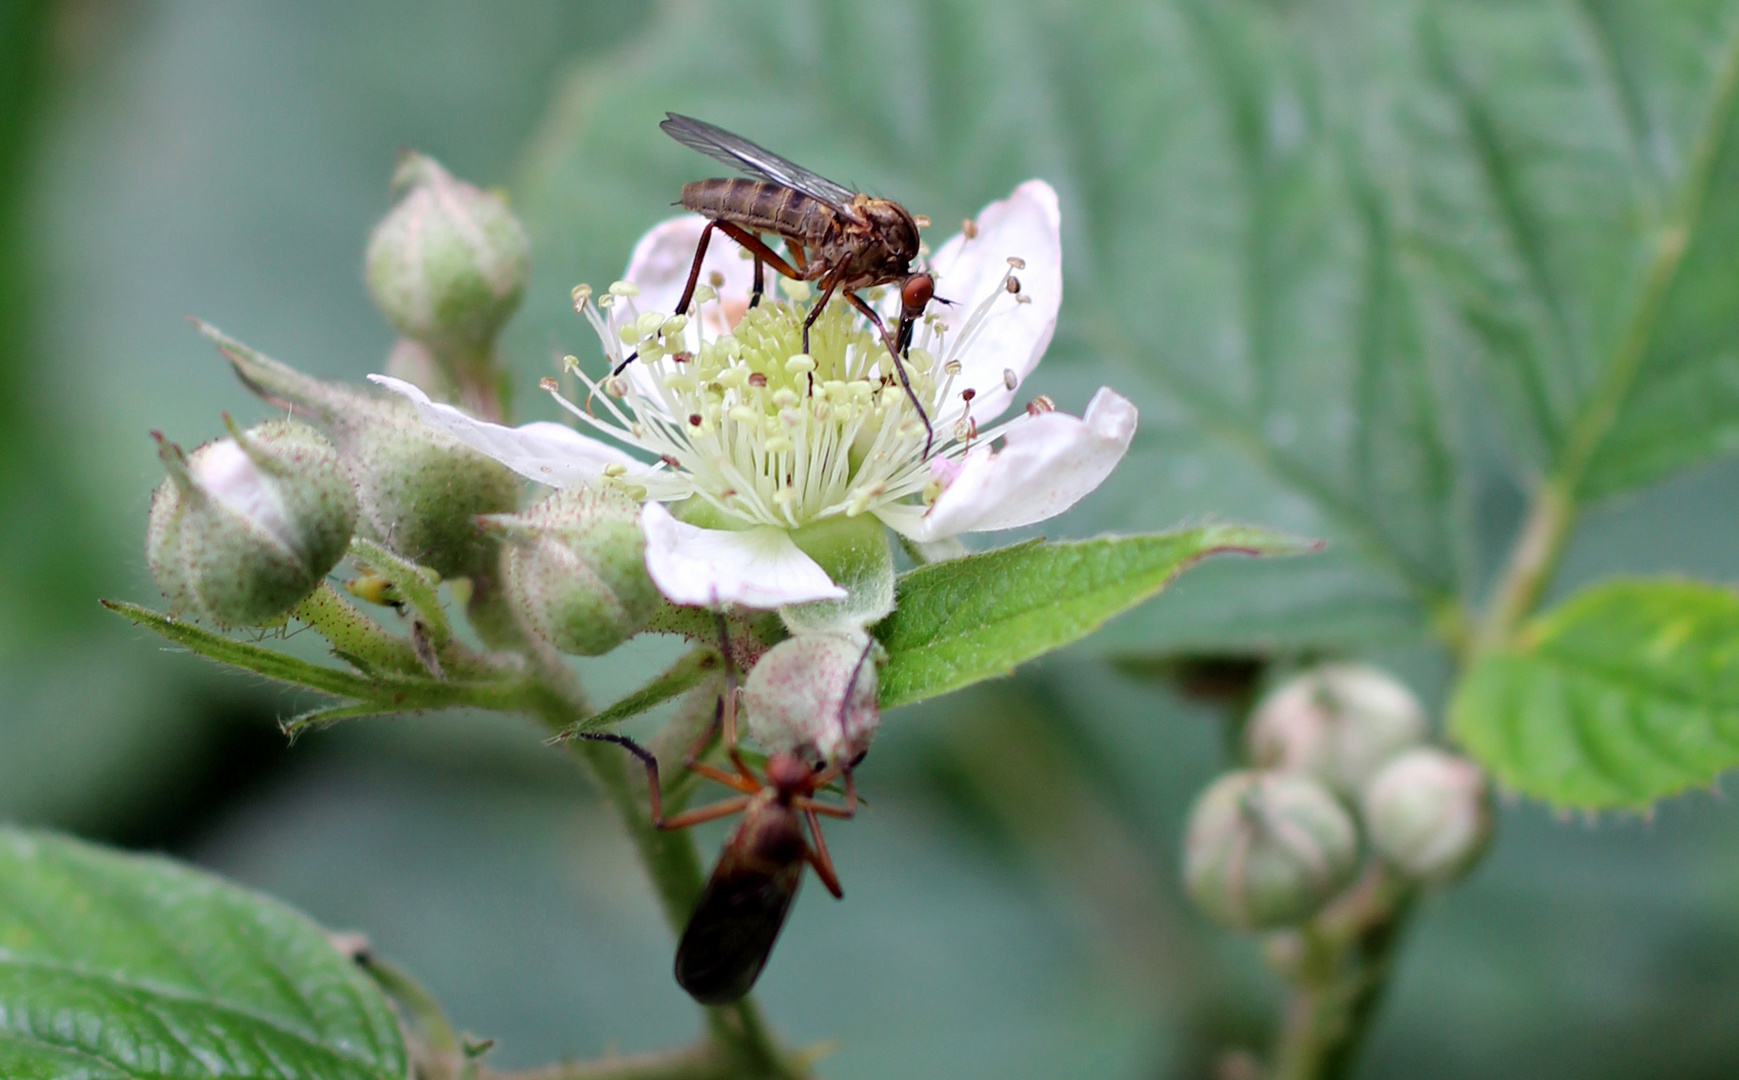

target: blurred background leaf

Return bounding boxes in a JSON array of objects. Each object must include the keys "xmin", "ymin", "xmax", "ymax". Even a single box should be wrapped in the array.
[{"xmin": 7, "ymin": 0, "xmax": 1739, "ymax": 1077}]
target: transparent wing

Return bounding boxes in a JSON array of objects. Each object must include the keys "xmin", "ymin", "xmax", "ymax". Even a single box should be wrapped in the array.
[{"xmin": 662, "ymin": 113, "xmax": 858, "ymax": 216}]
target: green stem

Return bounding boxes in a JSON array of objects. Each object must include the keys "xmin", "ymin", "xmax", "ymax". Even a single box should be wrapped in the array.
[
  {"xmin": 1268, "ymin": 868, "xmax": 1414, "ymax": 1080},
  {"xmin": 480, "ymin": 1043, "xmax": 732, "ymax": 1080}
]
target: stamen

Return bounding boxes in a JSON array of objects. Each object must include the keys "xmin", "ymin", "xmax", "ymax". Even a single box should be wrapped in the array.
[
  {"xmin": 1006, "ymin": 256, "xmax": 1026, "ymax": 270},
  {"xmin": 1003, "ymin": 368, "xmax": 1018, "ymax": 390},
  {"xmin": 1027, "ymin": 395, "xmax": 1056, "ymax": 415},
  {"xmin": 963, "ymin": 218, "xmax": 978, "ymax": 239}
]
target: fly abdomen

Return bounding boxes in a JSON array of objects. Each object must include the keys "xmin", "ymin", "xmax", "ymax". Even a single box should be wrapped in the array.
[{"xmin": 680, "ymin": 178, "xmax": 832, "ymax": 242}]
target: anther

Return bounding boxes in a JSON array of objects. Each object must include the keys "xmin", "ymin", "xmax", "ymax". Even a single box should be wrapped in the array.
[
  {"xmin": 671, "ymin": 351, "xmax": 693, "ymax": 364},
  {"xmin": 1006, "ymin": 276, "xmax": 1021, "ymax": 294},
  {"xmin": 688, "ymin": 413, "xmax": 704, "ymax": 427},
  {"xmin": 608, "ymin": 280, "xmax": 640, "ymax": 297},
  {"xmin": 963, "ymin": 218, "xmax": 979, "ymax": 239},
  {"xmin": 1015, "ymin": 295, "xmax": 1032, "ymax": 305},
  {"xmin": 913, "ymin": 214, "xmax": 931, "ymax": 228},
  {"xmin": 748, "ymin": 372, "xmax": 768, "ymax": 388},
  {"xmin": 660, "ymin": 454, "xmax": 681, "ymax": 468},
  {"xmin": 708, "ymin": 270, "xmax": 725, "ymax": 288},
  {"xmin": 945, "ymin": 360, "xmax": 963, "ymax": 376},
  {"xmin": 571, "ymin": 283, "xmax": 592, "ymax": 311},
  {"xmin": 961, "ymin": 388, "xmax": 976, "ymax": 403},
  {"xmin": 603, "ymin": 463, "xmax": 628, "ymax": 478},
  {"xmin": 1026, "ymin": 395, "xmax": 1056, "ymax": 416},
  {"xmin": 1006, "ymin": 256, "xmax": 1026, "ymax": 270},
  {"xmin": 539, "ymin": 377, "xmax": 559, "ymax": 392},
  {"xmin": 1003, "ymin": 368, "xmax": 1018, "ymax": 390}
]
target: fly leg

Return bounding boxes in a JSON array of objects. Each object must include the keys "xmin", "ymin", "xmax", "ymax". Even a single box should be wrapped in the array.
[
  {"xmin": 749, "ymin": 256, "xmax": 764, "ymax": 309},
  {"xmin": 613, "ymin": 220, "xmax": 721, "ymax": 376},
  {"xmin": 845, "ymin": 291, "xmax": 934, "ymax": 456},
  {"xmin": 673, "ymin": 220, "xmax": 717, "ymax": 315},
  {"xmin": 801, "ymin": 278, "xmax": 841, "ymax": 359}
]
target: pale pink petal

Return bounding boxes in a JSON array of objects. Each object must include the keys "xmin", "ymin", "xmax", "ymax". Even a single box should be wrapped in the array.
[
  {"xmin": 624, "ymin": 215, "xmax": 757, "ymax": 337},
  {"xmin": 878, "ymin": 388, "xmax": 1138, "ymax": 542},
  {"xmin": 640, "ymin": 501, "xmax": 847, "ymax": 608},
  {"xmin": 923, "ymin": 180, "xmax": 1062, "ymax": 425},
  {"xmin": 369, "ymin": 374, "xmax": 650, "ymax": 488}
]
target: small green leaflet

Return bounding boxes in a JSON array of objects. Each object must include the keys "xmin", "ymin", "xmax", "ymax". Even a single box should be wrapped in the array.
[
  {"xmin": 1453, "ymin": 579, "xmax": 1739, "ymax": 810},
  {"xmin": 875, "ymin": 527, "xmax": 1315, "ymax": 709},
  {"xmin": 0, "ymin": 827, "xmax": 407, "ymax": 1080}
]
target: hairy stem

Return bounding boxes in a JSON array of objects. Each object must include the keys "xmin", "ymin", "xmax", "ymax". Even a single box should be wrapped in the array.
[{"xmin": 1269, "ymin": 868, "xmax": 1413, "ymax": 1080}]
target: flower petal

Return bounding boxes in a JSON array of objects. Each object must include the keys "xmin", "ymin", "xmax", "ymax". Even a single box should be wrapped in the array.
[
  {"xmin": 923, "ymin": 180, "xmax": 1062, "ymax": 425},
  {"xmin": 368, "ymin": 374, "xmax": 650, "ymax": 488},
  {"xmin": 640, "ymin": 501, "xmax": 848, "ymax": 608},
  {"xmin": 878, "ymin": 387, "xmax": 1138, "ymax": 542},
  {"xmin": 624, "ymin": 215, "xmax": 758, "ymax": 337}
]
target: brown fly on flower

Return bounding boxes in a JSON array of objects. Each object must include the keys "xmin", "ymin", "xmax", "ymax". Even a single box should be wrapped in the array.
[
  {"xmin": 574, "ymin": 616, "xmax": 873, "ymax": 1003},
  {"xmin": 632, "ymin": 112, "xmax": 943, "ymax": 453}
]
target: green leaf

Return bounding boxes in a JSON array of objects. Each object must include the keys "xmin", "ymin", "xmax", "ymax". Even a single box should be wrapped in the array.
[
  {"xmin": 0, "ymin": 826, "xmax": 406, "ymax": 1080},
  {"xmin": 874, "ymin": 527, "xmax": 1314, "ymax": 709},
  {"xmin": 1452, "ymin": 579, "xmax": 1739, "ymax": 810},
  {"xmin": 555, "ymin": 646, "xmax": 721, "ymax": 738},
  {"xmin": 102, "ymin": 598, "xmax": 533, "ymax": 722}
]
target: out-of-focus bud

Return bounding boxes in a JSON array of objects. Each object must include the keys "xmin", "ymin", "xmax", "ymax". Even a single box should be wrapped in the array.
[
  {"xmin": 147, "ymin": 419, "xmax": 356, "ymax": 627},
  {"xmin": 1245, "ymin": 664, "xmax": 1428, "ymax": 797},
  {"xmin": 485, "ymin": 486, "xmax": 659, "ymax": 655},
  {"xmin": 365, "ymin": 153, "xmax": 529, "ymax": 361},
  {"xmin": 742, "ymin": 629, "xmax": 881, "ymax": 765},
  {"xmin": 346, "ymin": 402, "xmax": 519, "ymax": 579},
  {"xmin": 1183, "ymin": 770, "xmax": 1359, "ymax": 931},
  {"xmin": 201, "ymin": 325, "xmax": 519, "ymax": 579},
  {"xmin": 1362, "ymin": 748, "xmax": 1493, "ymax": 884}
]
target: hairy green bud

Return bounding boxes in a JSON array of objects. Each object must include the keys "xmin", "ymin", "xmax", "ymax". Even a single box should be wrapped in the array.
[
  {"xmin": 1183, "ymin": 770, "xmax": 1359, "ymax": 931},
  {"xmin": 743, "ymin": 629, "xmax": 881, "ymax": 764},
  {"xmin": 1362, "ymin": 748, "xmax": 1493, "ymax": 884},
  {"xmin": 365, "ymin": 153, "xmax": 529, "ymax": 360},
  {"xmin": 1245, "ymin": 664, "xmax": 1428, "ymax": 797},
  {"xmin": 486, "ymin": 486, "xmax": 658, "ymax": 655},
  {"xmin": 147, "ymin": 419, "xmax": 356, "ymax": 627},
  {"xmin": 201, "ymin": 324, "xmax": 519, "ymax": 578},
  {"xmin": 346, "ymin": 402, "xmax": 519, "ymax": 579}
]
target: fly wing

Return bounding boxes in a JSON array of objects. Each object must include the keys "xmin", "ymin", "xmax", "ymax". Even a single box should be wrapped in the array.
[
  {"xmin": 673, "ymin": 849, "xmax": 803, "ymax": 1005},
  {"xmin": 662, "ymin": 113, "xmax": 859, "ymax": 216}
]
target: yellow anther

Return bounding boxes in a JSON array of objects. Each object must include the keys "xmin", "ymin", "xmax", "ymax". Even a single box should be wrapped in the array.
[
  {"xmin": 662, "ymin": 315, "xmax": 689, "ymax": 336},
  {"xmin": 765, "ymin": 436, "xmax": 793, "ymax": 454},
  {"xmin": 783, "ymin": 280, "xmax": 812, "ymax": 302},
  {"xmin": 786, "ymin": 353, "xmax": 816, "ymax": 375},
  {"xmin": 603, "ymin": 463, "xmax": 628, "ymax": 478},
  {"xmin": 729, "ymin": 405, "xmax": 760, "ymax": 424},
  {"xmin": 608, "ymin": 280, "xmax": 640, "ymax": 297},
  {"xmin": 772, "ymin": 388, "xmax": 799, "ymax": 408}
]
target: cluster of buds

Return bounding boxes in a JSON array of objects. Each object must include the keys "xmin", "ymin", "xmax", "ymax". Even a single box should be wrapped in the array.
[
  {"xmin": 147, "ymin": 419, "xmax": 356, "ymax": 627},
  {"xmin": 1182, "ymin": 665, "xmax": 1493, "ymax": 933}
]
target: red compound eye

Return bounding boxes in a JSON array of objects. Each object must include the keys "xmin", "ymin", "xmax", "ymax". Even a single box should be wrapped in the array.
[{"xmin": 900, "ymin": 273, "xmax": 934, "ymax": 314}]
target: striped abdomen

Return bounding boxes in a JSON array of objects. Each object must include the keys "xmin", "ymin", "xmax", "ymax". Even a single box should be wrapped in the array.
[{"xmin": 680, "ymin": 178, "xmax": 836, "ymax": 243}]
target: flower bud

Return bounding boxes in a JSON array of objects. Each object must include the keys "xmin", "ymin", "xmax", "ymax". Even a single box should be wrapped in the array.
[
  {"xmin": 365, "ymin": 153, "xmax": 529, "ymax": 359},
  {"xmin": 1245, "ymin": 664, "xmax": 1428, "ymax": 796},
  {"xmin": 742, "ymin": 629, "xmax": 881, "ymax": 765},
  {"xmin": 200, "ymin": 325, "xmax": 520, "ymax": 578},
  {"xmin": 486, "ymin": 486, "xmax": 659, "ymax": 655},
  {"xmin": 1182, "ymin": 770, "xmax": 1358, "ymax": 931},
  {"xmin": 345, "ymin": 401, "xmax": 520, "ymax": 578},
  {"xmin": 147, "ymin": 420, "xmax": 356, "ymax": 627},
  {"xmin": 1362, "ymin": 748, "xmax": 1492, "ymax": 884}
]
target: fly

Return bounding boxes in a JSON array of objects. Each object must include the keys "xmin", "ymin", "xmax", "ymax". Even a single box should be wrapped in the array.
[
  {"xmin": 574, "ymin": 616, "xmax": 872, "ymax": 1003},
  {"xmin": 641, "ymin": 112, "xmax": 942, "ymax": 453}
]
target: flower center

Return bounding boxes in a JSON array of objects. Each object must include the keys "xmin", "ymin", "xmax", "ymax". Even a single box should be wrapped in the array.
[{"xmin": 552, "ymin": 264, "xmax": 1031, "ymax": 532}]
